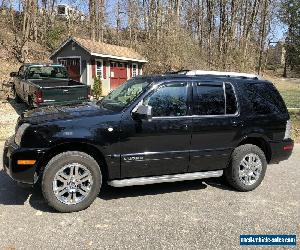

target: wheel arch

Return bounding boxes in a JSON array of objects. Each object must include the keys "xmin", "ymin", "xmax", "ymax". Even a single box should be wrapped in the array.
[
  {"xmin": 237, "ymin": 136, "xmax": 271, "ymax": 163},
  {"xmin": 36, "ymin": 142, "xmax": 109, "ymax": 182}
]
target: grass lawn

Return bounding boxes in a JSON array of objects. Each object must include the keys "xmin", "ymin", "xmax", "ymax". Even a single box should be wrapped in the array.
[
  {"xmin": 272, "ymin": 80, "xmax": 300, "ymax": 109},
  {"xmin": 276, "ymin": 82, "xmax": 300, "ymax": 142},
  {"xmin": 280, "ymin": 90, "xmax": 300, "ymax": 108},
  {"xmin": 289, "ymin": 110, "xmax": 300, "ymax": 143},
  {"xmin": 264, "ymin": 75, "xmax": 300, "ymax": 142}
]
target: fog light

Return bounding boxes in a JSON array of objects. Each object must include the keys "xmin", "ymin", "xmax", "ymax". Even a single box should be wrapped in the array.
[{"xmin": 17, "ymin": 160, "xmax": 36, "ymax": 165}]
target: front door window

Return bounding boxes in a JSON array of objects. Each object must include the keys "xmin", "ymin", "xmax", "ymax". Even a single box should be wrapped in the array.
[{"xmin": 144, "ymin": 82, "xmax": 188, "ymax": 117}]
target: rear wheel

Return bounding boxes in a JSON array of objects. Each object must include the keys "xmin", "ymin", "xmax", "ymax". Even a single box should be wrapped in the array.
[
  {"xmin": 224, "ymin": 144, "xmax": 267, "ymax": 191},
  {"xmin": 14, "ymin": 92, "xmax": 22, "ymax": 103},
  {"xmin": 28, "ymin": 97, "xmax": 35, "ymax": 109},
  {"xmin": 42, "ymin": 151, "xmax": 102, "ymax": 212}
]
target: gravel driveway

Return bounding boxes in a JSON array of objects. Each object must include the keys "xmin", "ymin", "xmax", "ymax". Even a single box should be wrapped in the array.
[{"xmin": 0, "ymin": 141, "xmax": 299, "ymax": 250}]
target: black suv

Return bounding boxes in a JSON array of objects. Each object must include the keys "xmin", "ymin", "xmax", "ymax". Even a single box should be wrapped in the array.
[{"xmin": 3, "ymin": 71, "xmax": 294, "ymax": 212}]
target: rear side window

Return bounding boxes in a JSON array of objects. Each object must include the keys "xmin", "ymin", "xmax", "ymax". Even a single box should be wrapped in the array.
[
  {"xmin": 243, "ymin": 82, "xmax": 287, "ymax": 115},
  {"xmin": 193, "ymin": 84, "xmax": 225, "ymax": 115}
]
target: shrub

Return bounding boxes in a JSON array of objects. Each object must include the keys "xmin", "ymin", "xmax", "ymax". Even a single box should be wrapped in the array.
[{"xmin": 93, "ymin": 76, "xmax": 102, "ymax": 99}]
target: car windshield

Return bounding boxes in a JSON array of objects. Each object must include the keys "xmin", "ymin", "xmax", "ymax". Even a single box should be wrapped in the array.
[
  {"xmin": 26, "ymin": 66, "xmax": 69, "ymax": 79},
  {"xmin": 99, "ymin": 78, "xmax": 152, "ymax": 112}
]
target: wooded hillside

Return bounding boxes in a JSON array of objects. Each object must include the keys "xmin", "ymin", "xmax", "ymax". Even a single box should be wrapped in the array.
[{"xmin": 0, "ymin": 0, "xmax": 299, "ymax": 75}]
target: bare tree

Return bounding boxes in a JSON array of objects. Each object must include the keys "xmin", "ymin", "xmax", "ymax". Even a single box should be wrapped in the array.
[
  {"xmin": 257, "ymin": 0, "xmax": 270, "ymax": 75},
  {"xmin": 89, "ymin": 0, "xmax": 96, "ymax": 40}
]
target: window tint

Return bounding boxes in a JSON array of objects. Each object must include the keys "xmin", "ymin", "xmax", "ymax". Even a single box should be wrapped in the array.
[
  {"xmin": 26, "ymin": 66, "xmax": 68, "ymax": 79},
  {"xmin": 243, "ymin": 82, "xmax": 287, "ymax": 115},
  {"xmin": 225, "ymin": 83, "xmax": 238, "ymax": 114},
  {"xmin": 144, "ymin": 82, "xmax": 188, "ymax": 117},
  {"xmin": 194, "ymin": 84, "xmax": 225, "ymax": 115}
]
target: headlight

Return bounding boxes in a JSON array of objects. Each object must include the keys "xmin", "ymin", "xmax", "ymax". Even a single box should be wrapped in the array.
[{"xmin": 15, "ymin": 123, "xmax": 31, "ymax": 146}]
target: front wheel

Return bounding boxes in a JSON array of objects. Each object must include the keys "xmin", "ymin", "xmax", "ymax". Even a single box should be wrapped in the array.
[
  {"xmin": 14, "ymin": 91, "xmax": 22, "ymax": 103},
  {"xmin": 224, "ymin": 144, "xmax": 267, "ymax": 191},
  {"xmin": 42, "ymin": 151, "xmax": 102, "ymax": 212}
]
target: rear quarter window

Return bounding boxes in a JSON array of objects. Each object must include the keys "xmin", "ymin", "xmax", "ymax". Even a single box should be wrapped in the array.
[{"xmin": 243, "ymin": 82, "xmax": 287, "ymax": 115}]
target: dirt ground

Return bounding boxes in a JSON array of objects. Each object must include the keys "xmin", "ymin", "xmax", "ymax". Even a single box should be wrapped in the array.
[{"xmin": 0, "ymin": 100, "xmax": 27, "ymax": 141}]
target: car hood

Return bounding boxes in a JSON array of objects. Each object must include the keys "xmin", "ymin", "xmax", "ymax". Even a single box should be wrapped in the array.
[{"xmin": 21, "ymin": 102, "xmax": 116, "ymax": 124}]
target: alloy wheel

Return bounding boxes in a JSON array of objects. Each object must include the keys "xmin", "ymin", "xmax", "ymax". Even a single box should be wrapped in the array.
[{"xmin": 52, "ymin": 163, "xmax": 93, "ymax": 205}]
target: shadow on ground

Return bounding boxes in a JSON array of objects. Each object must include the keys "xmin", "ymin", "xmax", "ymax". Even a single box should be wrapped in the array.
[
  {"xmin": 0, "ymin": 169, "xmax": 58, "ymax": 213},
  {"xmin": 0, "ymin": 168, "xmax": 234, "ymax": 213},
  {"xmin": 0, "ymin": 169, "xmax": 32, "ymax": 206}
]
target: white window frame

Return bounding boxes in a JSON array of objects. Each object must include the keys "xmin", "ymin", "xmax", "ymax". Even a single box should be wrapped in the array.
[
  {"xmin": 132, "ymin": 63, "xmax": 138, "ymax": 77},
  {"xmin": 95, "ymin": 59, "xmax": 104, "ymax": 79}
]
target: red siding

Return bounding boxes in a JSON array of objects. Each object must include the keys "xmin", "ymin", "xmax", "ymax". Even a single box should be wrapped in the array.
[
  {"xmin": 103, "ymin": 61, "xmax": 107, "ymax": 79},
  {"xmin": 91, "ymin": 59, "xmax": 96, "ymax": 78}
]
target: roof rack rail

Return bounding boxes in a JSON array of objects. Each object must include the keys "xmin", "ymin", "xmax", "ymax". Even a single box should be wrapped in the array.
[
  {"xmin": 176, "ymin": 70, "xmax": 261, "ymax": 79},
  {"xmin": 165, "ymin": 69, "xmax": 191, "ymax": 75}
]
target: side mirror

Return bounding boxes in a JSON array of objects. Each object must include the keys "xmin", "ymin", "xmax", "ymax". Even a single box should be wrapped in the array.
[
  {"xmin": 133, "ymin": 105, "xmax": 152, "ymax": 120},
  {"xmin": 10, "ymin": 72, "xmax": 18, "ymax": 77}
]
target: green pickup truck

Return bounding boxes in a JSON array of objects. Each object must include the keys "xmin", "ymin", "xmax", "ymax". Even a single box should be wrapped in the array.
[{"xmin": 10, "ymin": 64, "xmax": 90, "ymax": 108}]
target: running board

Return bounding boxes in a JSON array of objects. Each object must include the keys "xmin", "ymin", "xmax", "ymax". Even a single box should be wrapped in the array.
[{"xmin": 108, "ymin": 170, "xmax": 223, "ymax": 187}]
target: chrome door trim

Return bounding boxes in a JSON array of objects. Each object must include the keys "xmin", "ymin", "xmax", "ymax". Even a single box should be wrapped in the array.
[{"xmin": 108, "ymin": 170, "xmax": 223, "ymax": 187}]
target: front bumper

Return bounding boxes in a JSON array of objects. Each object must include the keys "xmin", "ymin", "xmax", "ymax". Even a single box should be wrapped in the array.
[
  {"xmin": 3, "ymin": 136, "xmax": 46, "ymax": 184},
  {"xmin": 269, "ymin": 139, "xmax": 294, "ymax": 164}
]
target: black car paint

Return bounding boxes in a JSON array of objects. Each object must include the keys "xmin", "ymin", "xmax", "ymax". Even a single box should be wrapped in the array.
[{"xmin": 3, "ymin": 75, "xmax": 294, "ymax": 184}]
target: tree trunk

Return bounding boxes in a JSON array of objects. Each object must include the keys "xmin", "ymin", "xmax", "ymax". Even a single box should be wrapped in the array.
[
  {"xmin": 89, "ymin": 0, "xmax": 96, "ymax": 41},
  {"xmin": 257, "ymin": 0, "xmax": 269, "ymax": 75}
]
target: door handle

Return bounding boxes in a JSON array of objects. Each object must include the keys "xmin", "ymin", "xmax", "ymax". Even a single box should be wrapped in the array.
[{"xmin": 231, "ymin": 121, "xmax": 242, "ymax": 127}]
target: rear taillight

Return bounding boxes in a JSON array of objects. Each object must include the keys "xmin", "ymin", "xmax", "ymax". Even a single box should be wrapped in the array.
[
  {"xmin": 283, "ymin": 144, "xmax": 293, "ymax": 151},
  {"xmin": 35, "ymin": 90, "xmax": 43, "ymax": 104},
  {"xmin": 284, "ymin": 120, "xmax": 292, "ymax": 139}
]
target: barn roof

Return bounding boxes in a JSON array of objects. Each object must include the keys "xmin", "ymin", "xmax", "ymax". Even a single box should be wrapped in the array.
[{"xmin": 50, "ymin": 37, "xmax": 147, "ymax": 63}]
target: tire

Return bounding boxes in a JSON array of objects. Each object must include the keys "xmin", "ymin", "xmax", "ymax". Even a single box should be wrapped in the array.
[
  {"xmin": 15, "ymin": 92, "xmax": 22, "ymax": 103},
  {"xmin": 42, "ymin": 151, "xmax": 102, "ymax": 213},
  {"xmin": 28, "ymin": 97, "xmax": 35, "ymax": 109},
  {"xmin": 224, "ymin": 144, "xmax": 267, "ymax": 192}
]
